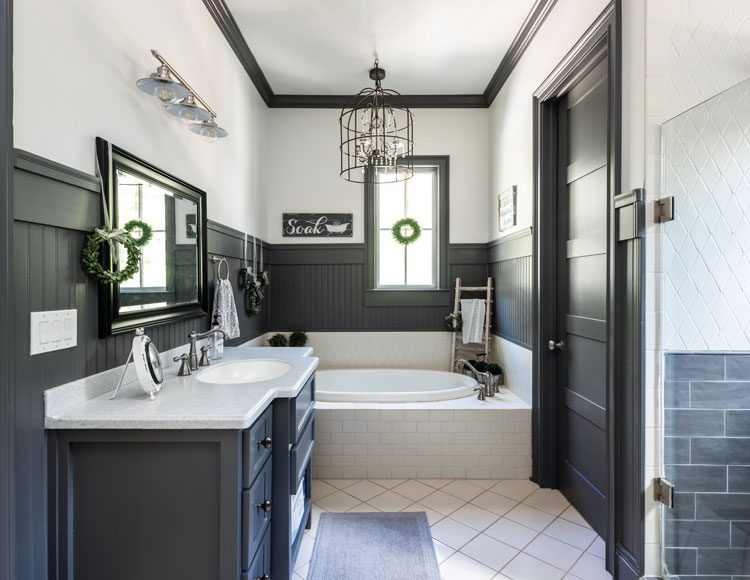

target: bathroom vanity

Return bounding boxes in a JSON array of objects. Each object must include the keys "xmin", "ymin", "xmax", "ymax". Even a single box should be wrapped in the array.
[{"xmin": 45, "ymin": 347, "xmax": 317, "ymax": 580}]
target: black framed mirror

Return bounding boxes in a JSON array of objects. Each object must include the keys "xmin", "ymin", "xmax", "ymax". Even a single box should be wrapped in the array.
[{"xmin": 96, "ymin": 137, "xmax": 208, "ymax": 337}]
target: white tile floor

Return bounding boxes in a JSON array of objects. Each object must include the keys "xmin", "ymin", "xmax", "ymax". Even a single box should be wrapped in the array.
[{"xmin": 296, "ymin": 478, "xmax": 612, "ymax": 580}]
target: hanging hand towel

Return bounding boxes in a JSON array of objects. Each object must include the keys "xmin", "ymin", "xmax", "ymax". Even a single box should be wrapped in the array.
[
  {"xmin": 212, "ymin": 260, "xmax": 240, "ymax": 339},
  {"xmin": 461, "ymin": 298, "xmax": 485, "ymax": 345}
]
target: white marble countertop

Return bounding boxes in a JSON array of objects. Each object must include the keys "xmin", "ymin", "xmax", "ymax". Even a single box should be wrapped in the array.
[{"xmin": 45, "ymin": 347, "xmax": 318, "ymax": 430}]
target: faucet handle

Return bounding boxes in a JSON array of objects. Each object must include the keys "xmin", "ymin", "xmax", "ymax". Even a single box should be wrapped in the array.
[
  {"xmin": 474, "ymin": 386, "xmax": 485, "ymax": 401},
  {"xmin": 199, "ymin": 345, "xmax": 211, "ymax": 367},
  {"xmin": 173, "ymin": 354, "xmax": 191, "ymax": 376}
]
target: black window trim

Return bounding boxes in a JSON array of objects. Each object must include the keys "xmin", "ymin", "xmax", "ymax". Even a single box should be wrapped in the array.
[{"xmin": 364, "ymin": 155, "xmax": 450, "ymax": 307}]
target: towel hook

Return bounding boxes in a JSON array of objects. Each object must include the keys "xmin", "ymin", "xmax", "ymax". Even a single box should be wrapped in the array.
[{"xmin": 210, "ymin": 255, "xmax": 229, "ymax": 281}]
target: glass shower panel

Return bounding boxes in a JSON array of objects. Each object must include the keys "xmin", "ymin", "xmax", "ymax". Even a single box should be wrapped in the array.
[{"xmin": 661, "ymin": 78, "xmax": 750, "ymax": 579}]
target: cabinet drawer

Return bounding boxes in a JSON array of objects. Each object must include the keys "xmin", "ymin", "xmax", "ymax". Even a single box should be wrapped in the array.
[
  {"xmin": 240, "ymin": 527, "xmax": 271, "ymax": 580},
  {"xmin": 290, "ymin": 410, "xmax": 315, "ymax": 491},
  {"xmin": 290, "ymin": 373, "xmax": 315, "ymax": 442},
  {"xmin": 241, "ymin": 459, "xmax": 272, "ymax": 570},
  {"xmin": 242, "ymin": 405, "xmax": 272, "ymax": 488}
]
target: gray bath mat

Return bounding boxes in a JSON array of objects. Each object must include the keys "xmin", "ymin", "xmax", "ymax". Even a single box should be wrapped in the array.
[{"xmin": 307, "ymin": 512, "xmax": 440, "ymax": 580}]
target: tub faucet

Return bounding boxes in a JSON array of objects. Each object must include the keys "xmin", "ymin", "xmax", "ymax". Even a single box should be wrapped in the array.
[
  {"xmin": 188, "ymin": 328, "xmax": 229, "ymax": 371},
  {"xmin": 454, "ymin": 359, "xmax": 492, "ymax": 399}
]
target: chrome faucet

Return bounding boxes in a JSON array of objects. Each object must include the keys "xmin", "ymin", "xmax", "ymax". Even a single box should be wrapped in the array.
[
  {"xmin": 188, "ymin": 328, "xmax": 229, "ymax": 371},
  {"xmin": 454, "ymin": 359, "xmax": 492, "ymax": 399}
]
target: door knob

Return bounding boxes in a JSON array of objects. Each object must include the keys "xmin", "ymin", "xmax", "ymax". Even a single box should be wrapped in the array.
[
  {"xmin": 256, "ymin": 500, "xmax": 272, "ymax": 513},
  {"xmin": 548, "ymin": 340, "xmax": 564, "ymax": 351}
]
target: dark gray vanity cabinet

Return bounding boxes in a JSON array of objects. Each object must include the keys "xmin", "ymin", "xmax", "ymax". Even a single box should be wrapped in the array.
[{"xmin": 48, "ymin": 373, "xmax": 316, "ymax": 580}]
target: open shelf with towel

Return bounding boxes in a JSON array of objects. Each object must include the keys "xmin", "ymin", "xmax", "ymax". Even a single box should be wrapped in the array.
[{"xmin": 450, "ymin": 277, "xmax": 493, "ymax": 367}]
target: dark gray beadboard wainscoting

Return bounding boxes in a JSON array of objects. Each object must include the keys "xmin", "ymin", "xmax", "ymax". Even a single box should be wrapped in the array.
[
  {"xmin": 488, "ymin": 228, "xmax": 532, "ymax": 348},
  {"xmin": 268, "ymin": 243, "xmax": 489, "ymax": 331},
  {"xmin": 664, "ymin": 352, "xmax": 750, "ymax": 577},
  {"xmin": 11, "ymin": 150, "xmax": 269, "ymax": 580}
]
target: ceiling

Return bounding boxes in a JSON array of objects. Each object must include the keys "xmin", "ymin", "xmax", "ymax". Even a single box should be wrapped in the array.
[{"xmin": 225, "ymin": 0, "xmax": 537, "ymax": 95}]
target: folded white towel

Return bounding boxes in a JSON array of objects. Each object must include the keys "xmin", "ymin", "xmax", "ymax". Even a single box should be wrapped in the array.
[
  {"xmin": 212, "ymin": 278, "xmax": 240, "ymax": 339},
  {"xmin": 461, "ymin": 298, "xmax": 485, "ymax": 344}
]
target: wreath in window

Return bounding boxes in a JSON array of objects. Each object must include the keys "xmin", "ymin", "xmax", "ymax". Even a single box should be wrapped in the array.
[
  {"xmin": 391, "ymin": 217, "xmax": 422, "ymax": 245},
  {"xmin": 81, "ymin": 220, "xmax": 152, "ymax": 284}
]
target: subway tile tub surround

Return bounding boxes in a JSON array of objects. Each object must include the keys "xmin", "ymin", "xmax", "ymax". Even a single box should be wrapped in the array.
[
  {"xmin": 663, "ymin": 352, "xmax": 750, "ymax": 577},
  {"xmin": 312, "ymin": 403, "xmax": 531, "ymax": 480}
]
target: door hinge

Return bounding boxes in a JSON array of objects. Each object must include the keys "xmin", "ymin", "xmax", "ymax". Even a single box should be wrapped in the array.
[
  {"xmin": 653, "ymin": 477, "xmax": 675, "ymax": 508},
  {"xmin": 654, "ymin": 197, "xmax": 674, "ymax": 223}
]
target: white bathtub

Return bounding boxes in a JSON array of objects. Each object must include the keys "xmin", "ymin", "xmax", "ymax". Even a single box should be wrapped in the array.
[{"xmin": 315, "ymin": 368, "xmax": 478, "ymax": 403}]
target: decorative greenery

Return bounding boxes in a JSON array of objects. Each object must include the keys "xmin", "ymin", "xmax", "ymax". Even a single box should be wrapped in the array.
[
  {"xmin": 391, "ymin": 217, "xmax": 422, "ymax": 245},
  {"xmin": 289, "ymin": 331, "xmax": 308, "ymax": 347},
  {"xmin": 81, "ymin": 228, "xmax": 141, "ymax": 284},
  {"xmin": 268, "ymin": 333, "xmax": 288, "ymax": 347},
  {"xmin": 124, "ymin": 219, "xmax": 153, "ymax": 248},
  {"xmin": 487, "ymin": 363, "xmax": 502, "ymax": 376},
  {"xmin": 444, "ymin": 313, "xmax": 463, "ymax": 332},
  {"xmin": 468, "ymin": 360, "xmax": 488, "ymax": 373}
]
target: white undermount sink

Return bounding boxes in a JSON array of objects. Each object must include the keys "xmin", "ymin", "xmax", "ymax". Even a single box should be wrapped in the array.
[{"xmin": 196, "ymin": 359, "xmax": 292, "ymax": 384}]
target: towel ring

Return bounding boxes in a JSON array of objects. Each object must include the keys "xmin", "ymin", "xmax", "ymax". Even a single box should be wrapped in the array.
[{"xmin": 211, "ymin": 256, "xmax": 229, "ymax": 281}]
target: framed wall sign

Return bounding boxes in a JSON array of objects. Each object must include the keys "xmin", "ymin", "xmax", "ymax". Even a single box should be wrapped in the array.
[
  {"xmin": 282, "ymin": 213, "xmax": 353, "ymax": 238},
  {"xmin": 498, "ymin": 185, "xmax": 517, "ymax": 232}
]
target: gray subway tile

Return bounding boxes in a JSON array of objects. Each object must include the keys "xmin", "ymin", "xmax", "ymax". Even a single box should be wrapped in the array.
[
  {"xmin": 692, "ymin": 382, "xmax": 750, "ymax": 409},
  {"xmin": 728, "ymin": 411, "xmax": 750, "ymax": 437},
  {"xmin": 698, "ymin": 548, "xmax": 750, "ymax": 575},
  {"xmin": 666, "ymin": 465, "xmax": 727, "ymax": 492},
  {"xmin": 665, "ymin": 520, "xmax": 731, "ymax": 548},
  {"xmin": 673, "ymin": 576, "xmax": 731, "ymax": 580},
  {"xmin": 731, "ymin": 521, "xmax": 750, "ymax": 548},
  {"xmin": 729, "ymin": 467, "xmax": 750, "ymax": 493},
  {"xmin": 697, "ymin": 494, "xmax": 750, "ymax": 520},
  {"xmin": 665, "ymin": 547, "xmax": 698, "ymax": 575},
  {"xmin": 692, "ymin": 438, "xmax": 750, "ymax": 465},
  {"xmin": 665, "ymin": 437, "xmax": 691, "ymax": 464},
  {"xmin": 665, "ymin": 381, "xmax": 692, "ymax": 409},
  {"xmin": 726, "ymin": 355, "xmax": 750, "ymax": 380},
  {"xmin": 666, "ymin": 354, "xmax": 725, "ymax": 381},
  {"xmin": 665, "ymin": 493, "xmax": 697, "ymax": 520},
  {"xmin": 666, "ymin": 409, "xmax": 725, "ymax": 436}
]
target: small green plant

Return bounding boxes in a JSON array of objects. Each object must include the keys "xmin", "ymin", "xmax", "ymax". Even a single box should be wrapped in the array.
[
  {"xmin": 288, "ymin": 331, "xmax": 308, "ymax": 347},
  {"xmin": 268, "ymin": 333, "xmax": 288, "ymax": 347},
  {"xmin": 469, "ymin": 360, "xmax": 488, "ymax": 373},
  {"xmin": 487, "ymin": 363, "xmax": 502, "ymax": 376}
]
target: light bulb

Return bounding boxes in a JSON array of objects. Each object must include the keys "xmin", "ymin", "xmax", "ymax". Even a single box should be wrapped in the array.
[{"xmin": 153, "ymin": 83, "xmax": 177, "ymax": 104}]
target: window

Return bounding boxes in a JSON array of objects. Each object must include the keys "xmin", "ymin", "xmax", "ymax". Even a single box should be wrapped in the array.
[
  {"xmin": 365, "ymin": 156, "xmax": 449, "ymax": 306},
  {"xmin": 376, "ymin": 166, "xmax": 438, "ymax": 288}
]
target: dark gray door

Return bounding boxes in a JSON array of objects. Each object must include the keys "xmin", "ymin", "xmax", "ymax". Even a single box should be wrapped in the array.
[{"xmin": 554, "ymin": 58, "xmax": 609, "ymax": 536}]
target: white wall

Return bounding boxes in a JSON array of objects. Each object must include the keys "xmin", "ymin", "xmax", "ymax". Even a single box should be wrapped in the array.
[
  {"xmin": 487, "ymin": 0, "xmax": 611, "ymax": 241},
  {"xmin": 265, "ymin": 108, "xmax": 489, "ymax": 244},
  {"xmin": 13, "ymin": 0, "xmax": 268, "ymax": 239}
]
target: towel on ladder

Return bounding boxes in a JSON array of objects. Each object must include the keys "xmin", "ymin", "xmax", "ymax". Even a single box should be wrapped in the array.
[
  {"xmin": 212, "ymin": 278, "xmax": 241, "ymax": 339},
  {"xmin": 461, "ymin": 298, "xmax": 485, "ymax": 344}
]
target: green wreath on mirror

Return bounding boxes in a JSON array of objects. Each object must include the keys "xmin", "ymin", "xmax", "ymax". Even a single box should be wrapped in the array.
[
  {"xmin": 123, "ymin": 219, "xmax": 153, "ymax": 248},
  {"xmin": 391, "ymin": 217, "xmax": 422, "ymax": 245},
  {"xmin": 81, "ymin": 224, "xmax": 145, "ymax": 285}
]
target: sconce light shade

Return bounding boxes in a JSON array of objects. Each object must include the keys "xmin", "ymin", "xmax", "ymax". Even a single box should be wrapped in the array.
[
  {"xmin": 188, "ymin": 117, "xmax": 228, "ymax": 142},
  {"xmin": 166, "ymin": 93, "xmax": 211, "ymax": 124},
  {"xmin": 136, "ymin": 64, "xmax": 188, "ymax": 104}
]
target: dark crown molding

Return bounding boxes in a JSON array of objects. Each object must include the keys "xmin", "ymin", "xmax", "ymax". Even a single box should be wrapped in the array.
[
  {"xmin": 204, "ymin": 0, "xmax": 557, "ymax": 109},
  {"xmin": 483, "ymin": 0, "xmax": 559, "ymax": 104}
]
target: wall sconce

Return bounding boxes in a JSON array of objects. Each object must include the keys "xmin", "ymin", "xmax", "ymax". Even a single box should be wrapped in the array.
[{"xmin": 136, "ymin": 49, "xmax": 228, "ymax": 142}]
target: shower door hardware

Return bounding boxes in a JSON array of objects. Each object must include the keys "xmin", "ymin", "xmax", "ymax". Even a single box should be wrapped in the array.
[
  {"xmin": 652, "ymin": 477, "xmax": 674, "ymax": 508},
  {"xmin": 547, "ymin": 340, "xmax": 564, "ymax": 351},
  {"xmin": 654, "ymin": 196, "xmax": 674, "ymax": 223}
]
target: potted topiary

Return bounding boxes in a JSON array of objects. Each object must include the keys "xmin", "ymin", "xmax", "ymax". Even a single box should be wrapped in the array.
[
  {"xmin": 487, "ymin": 363, "xmax": 504, "ymax": 392},
  {"xmin": 268, "ymin": 333, "xmax": 288, "ymax": 347},
  {"xmin": 288, "ymin": 331, "xmax": 308, "ymax": 347}
]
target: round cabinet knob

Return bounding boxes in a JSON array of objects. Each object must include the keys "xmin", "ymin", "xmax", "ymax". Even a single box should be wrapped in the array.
[
  {"xmin": 258, "ymin": 436, "xmax": 272, "ymax": 449},
  {"xmin": 547, "ymin": 339, "xmax": 564, "ymax": 351},
  {"xmin": 256, "ymin": 500, "xmax": 272, "ymax": 513},
  {"xmin": 256, "ymin": 575, "xmax": 270, "ymax": 580}
]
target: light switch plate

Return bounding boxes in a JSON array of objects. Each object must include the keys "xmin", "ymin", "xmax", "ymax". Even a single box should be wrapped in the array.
[{"xmin": 30, "ymin": 309, "xmax": 77, "ymax": 355}]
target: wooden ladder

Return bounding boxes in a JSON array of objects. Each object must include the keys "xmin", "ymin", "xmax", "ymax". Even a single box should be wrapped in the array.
[{"xmin": 450, "ymin": 276, "xmax": 493, "ymax": 369}]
